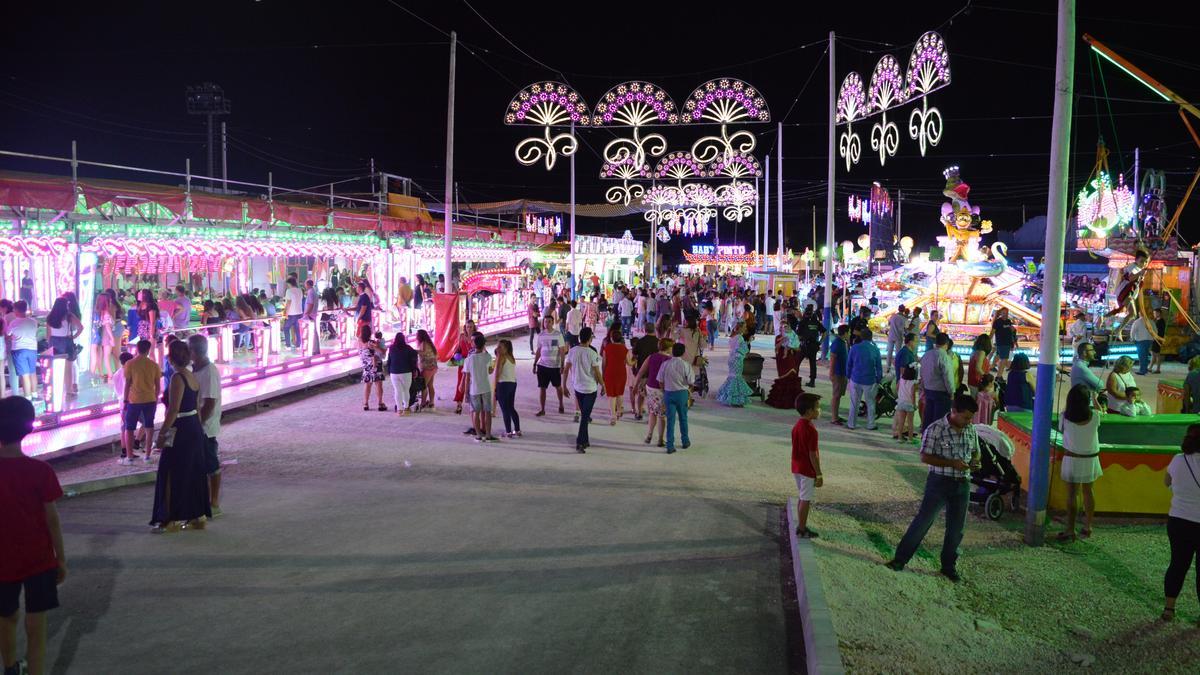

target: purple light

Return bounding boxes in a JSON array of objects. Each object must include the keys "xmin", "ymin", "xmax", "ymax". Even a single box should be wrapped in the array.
[
  {"xmin": 905, "ymin": 31, "xmax": 951, "ymax": 96},
  {"xmin": 837, "ymin": 73, "xmax": 866, "ymax": 123},
  {"xmin": 868, "ymin": 54, "xmax": 906, "ymax": 113},
  {"xmin": 680, "ymin": 78, "xmax": 771, "ymax": 124}
]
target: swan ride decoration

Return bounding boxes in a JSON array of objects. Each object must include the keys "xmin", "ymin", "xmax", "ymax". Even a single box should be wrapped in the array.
[{"xmin": 955, "ymin": 241, "xmax": 1008, "ymax": 278}]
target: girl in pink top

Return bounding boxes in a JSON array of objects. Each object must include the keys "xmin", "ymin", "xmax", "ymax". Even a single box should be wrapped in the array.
[{"xmin": 974, "ymin": 374, "xmax": 997, "ymax": 425}]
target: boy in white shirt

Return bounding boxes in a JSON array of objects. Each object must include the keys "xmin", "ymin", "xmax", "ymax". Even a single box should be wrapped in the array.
[
  {"xmin": 461, "ymin": 333, "xmax": 497, "ymax": 442},
  {"xmin": 1118, "ymin": 387, "xmax": 1152, "ymax": 417}
]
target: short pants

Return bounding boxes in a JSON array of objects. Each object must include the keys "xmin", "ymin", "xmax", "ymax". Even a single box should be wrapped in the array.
[
  {"xmin": 204, "ymin": 436, "xmax": 221, "ymax": 475},
  {"xmin": 12, "ymin": 349, "xmax": 37, "ymax": 376},
  {"xmin": 995, "ymin": 344, "xmax": 1013, "ymax": 360},
  {"xmin": 50, "ymin": 336, "xmax": 76, "ymax": 362},
  {"xmin": 897, "ymin": 401, "xmax": 916, "ymax": 413},
  {"xmin": 468, "ymin": 393, "xmax": 493, "ymax": 414},
  {"xmin": 830, "ymin": 375, "xmax": 847, "ymax": 398},
  {"xmin": 794, "ymin": 474, "xmax": 816, "ymax": 502},
  {"xmin": 0, "ymin": 567, "xmax": 60, "ymax": 616},
  {"xmin": 536, "ymin": 365, "xmax": 562, "ymax": 389},
  {"xmin": 123, "ymin": 401, "xmax": 157, "ymax": 431}
]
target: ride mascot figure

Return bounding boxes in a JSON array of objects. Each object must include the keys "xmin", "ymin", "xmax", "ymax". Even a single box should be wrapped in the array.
[{"xmin": 939, "ymin": 166, "xmax": 993, "ymax": 263}]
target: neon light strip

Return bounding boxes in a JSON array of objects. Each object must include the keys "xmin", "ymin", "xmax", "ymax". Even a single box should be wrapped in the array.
[{"xmin": 1091, "ymin": 48, "xmax": 1172, "ymax": 102}]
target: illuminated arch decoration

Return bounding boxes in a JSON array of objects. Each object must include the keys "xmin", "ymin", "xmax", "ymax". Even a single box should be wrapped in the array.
[
  {"xmin": 599, "ymin": 156, "xmax": 650, "ymax": 206},
  {"xmin": 1077, "ymin": 171, "xmax": 1136, "ymax": 234},
  {"xmin": 835, "ymin": 30, "xmax": 951, "ymax": 170},
  {"xmin": 504, "ymin": 82, "xmax": 590, "ymax": 171},
  {"xmin": 682, "ymin": 78, "xmax": 770, "ymax": 165},
  {"xmin": 592, "ymin": 81, "xmax": 675, "ymax": 170},
  {"xmin": 716, "ymin": 180, "xmax": 757, "ymax": 222},
  {"xmin": 868, "ymin": 55, "xmax": 906, "ymax": 166},
  {"xmin": 836, "ymin": 73, "xmax": 866, "ymax": 172},
  {"xmin": 653, "ymin": 151, "xmax": 709, "ymax": 184},
  {"xmin": 904, "ymin": 31, "xmax": 951, "ymax": 157},
  {"xmin": 711, "ymin": 151, "xmax": 763, "ymax": 181}
]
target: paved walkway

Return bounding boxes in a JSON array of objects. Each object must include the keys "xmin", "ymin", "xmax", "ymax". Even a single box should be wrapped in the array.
[{"xmin": 42, "ymin": 329, "xmax": 801, "ymax": 674}]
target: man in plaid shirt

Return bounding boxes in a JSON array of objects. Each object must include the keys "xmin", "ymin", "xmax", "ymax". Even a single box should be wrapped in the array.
[{"xmin": 885, "ymin": 393, "xmax": 981, "ymax": 582}]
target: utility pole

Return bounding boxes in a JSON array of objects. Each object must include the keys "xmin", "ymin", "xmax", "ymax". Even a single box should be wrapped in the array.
[
  {"xmin": 810, "ymin": 205, "xmax": 816, "ymax": 284},
  {"xmin": 823, "ymin": 31, "xmax": 836, "ymax": 355},
  {"xmin": 1026, "ymin": 0, "xmax": 1076, "ymax": 546},
  {"xmin": 896, "ymin": 189, "xmax": 903, "ymax": 240},
  {"xmin": 754, "ymin": 175, "xmax": 760, "ymax": 254},
  {"xmin": 777, "ymin": 123, "xmax": 784, "ymax": 269},
  {"xmin": 185, "ymin": 83, "xmax": 231, "ymax": 189},
  {"xmin": 221, "ymin": 122, "xmax": 228, "ymax": 191},
  {"xmin": 764, "ymin": 155, "xmax": 771, "ymax": 265},
  {"xmin": 443, "ymin": 31, "xmax": 456, "ymax": 293},
  {"xmin": 570, "ymin": 121, "xmax": 577, "ymax": 298}
]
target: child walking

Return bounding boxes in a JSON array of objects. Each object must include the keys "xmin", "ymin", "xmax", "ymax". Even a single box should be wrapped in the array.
[
  {"xmin": 492, "ymin": 339, "xmax": 521, "ymax": 438},
  {"xmin": 1, "ymin": 397, "xmax": 67, "ymax": 675},
  {"xmin": 792, "ymin": 393, "xmax": 824, "ymax": 538},
  {"xmin": 893, "ymin": 365, "xmax": 919, "ymax": 442},
  {"xmin": 461, "ymin": 334, "xmax": 497, "ymax": 442}
]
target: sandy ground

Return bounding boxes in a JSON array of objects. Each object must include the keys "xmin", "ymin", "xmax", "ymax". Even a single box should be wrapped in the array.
[{"xmin": 29, "ymin": 326, "xmax": 1200, "ymax": 674}]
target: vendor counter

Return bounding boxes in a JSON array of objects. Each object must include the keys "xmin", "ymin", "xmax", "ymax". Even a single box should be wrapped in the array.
[{"xmin": 999, "ymin": 411, "xmax": 1197, "ymax": 516}]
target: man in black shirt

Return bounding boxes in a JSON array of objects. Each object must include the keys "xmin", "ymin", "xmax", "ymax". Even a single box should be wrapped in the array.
[
  {"xmin": 848, "ymin": 307, "xmax": 872, "ymax": 345},
  {"xmin": 797, "ymin": 307, "xmax": 827, "ymax": 387},
  {"xmin": 991, "ymin": 308, "xmax": 1016, "ymax": 380},
  {"xmin": 630, "ymin": 321, "xmax": 659, "ymax": 421}
]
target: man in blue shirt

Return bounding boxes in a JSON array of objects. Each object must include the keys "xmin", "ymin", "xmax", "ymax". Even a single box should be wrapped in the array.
[
  {"xmin": 846, "ymin": 327, "xmax": 883, "ymax": 430},
  {"xmin": 895, "ymin": 333, "xmax": 918, "ymax": 375},
  {"xmin": 828, "ymin": 325, "xmax": 850, "ymax": 425}
]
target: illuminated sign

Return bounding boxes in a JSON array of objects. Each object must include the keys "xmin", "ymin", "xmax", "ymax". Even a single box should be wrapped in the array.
[
  {"xmin": 574, "ymin": 235, "xmax": 643, "ymax": 257},
  {"xmin": 692, "ymin": 244, "xmax": 747, "ymax": 256}
]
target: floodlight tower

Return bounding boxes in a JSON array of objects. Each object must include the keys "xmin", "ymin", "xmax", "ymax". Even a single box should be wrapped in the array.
[{"xmin": 186, "ymin": 83, "xmax": 232, "ymax": 188}]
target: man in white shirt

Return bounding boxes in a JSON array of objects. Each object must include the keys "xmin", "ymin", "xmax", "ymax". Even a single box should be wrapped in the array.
[
  {"xmin": 618, "ymin": 293, "xmax": 635, "ymax": 337},
  {"xmin": 173, "ymin": 285, "xmax": 191, "ymax": 329},
  {"xmin": 461, "ymin": 333, "xmax": 497, "ymax": 442},
  {"xmin": 1129, "ymin": 314, "xmax": 1154, "ymax": 376},
  {"xmin": 656, "ymin": 342, "xmax": 694, "ymax": 454},
  {"xmin": 1066, "ymin": 310, "xmax": 1089, "ymax": 350},
  {"xmin": 886, "ymin": 306, "xmax": 910, "ymax": 374},
  {"xmin": 5, "ymin": 300, "xmax": 38, "ymax": 397},
  {"xmin": 534, "ymin": 316, "xmax": 567, "ymax": 416},
  {"xmin": 561, "ymin": 326, "xmax": 604, "ymax": 453},
  {"xmin": 282, "ymin": 276, "xmax": 304, "ymax": 350},
  {"xmin": 188, "ymin": 334, "xmax": 225, "ymax": 516},
  {"xmin": 564, "ymin": 301, "xmax": 583, "ymax": 348}
]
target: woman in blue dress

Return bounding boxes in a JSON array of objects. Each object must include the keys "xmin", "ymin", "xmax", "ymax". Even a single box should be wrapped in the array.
[{"xmin": 717, "ymin": 321, "xmax": 754, "ymax": 407}]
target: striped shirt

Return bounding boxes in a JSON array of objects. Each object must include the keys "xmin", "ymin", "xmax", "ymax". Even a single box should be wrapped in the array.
[{"xmin": 920, "ymin": 416, "xmax": 980, "ymax": 479}]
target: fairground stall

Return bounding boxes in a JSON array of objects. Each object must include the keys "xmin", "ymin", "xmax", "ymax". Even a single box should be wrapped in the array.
[
  {"xmin": 0, "ymin": 171, "xmax": 548, "ymax": 446},
  {"xmin": 573, "ymin": 232, "xmax": 644, "ymax": 295},
  {"xmin": 678, "ymin": 244, "xmax": 758, "ymax": 276}
]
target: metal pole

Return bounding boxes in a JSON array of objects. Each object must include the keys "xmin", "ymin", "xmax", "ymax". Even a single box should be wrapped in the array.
[
  {"xmin": 810, "ymin": 205, "xmax": 815, "ymax": 284},
  {"xmin": 221, "ymin": 121, "xmax": 228, "ymax": 191},
  {"xmin": 764, "ymin": 155, "xmax": 770, "ymax": 265},
  {"xmin": 1133, "ymin": 146, "xmax": 1140, "ymax": 235},
  {"xmin": 754, "ymin": 175, "xmax": 760, "ymax": 254},
  {"xmin": 443, "ymin": 31, "xmax": 456, "ymax": 293},
  {"xmin": 1026, "ymin": 0, "xmax": 1076, "ymax": 547},
  {"xmin": 823, "ymin": 31, "xmax": 836, "ymax": 354},
  {"xmin": 777, "ymin": 122, "xmax": 784, "ymax": 269},
  {"xmin": 207, "ymin": 113, "xmax": 215, "ymax": 189},
  {"xmin": 570, "ymin": 121, "xmax": 577, "ymax": 299},
  {"xmin": 897, "ymin": 189, "xmax": 903, "ymax": 240}
]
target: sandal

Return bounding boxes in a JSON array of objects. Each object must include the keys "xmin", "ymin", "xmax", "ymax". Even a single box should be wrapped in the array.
[
  {"xmin": 1161, "ymin": 607, "xmax": 1175, "ymax": 622},
  {"xmin": 454, "ymin": 405, "xmax": 462, "ymax": 414},
  {"xmin": 378, "ymin": 404, "xmax": 388, "ymax": 412},
  {"xmin": 363, "ymin": 404, "xmax": 369, "ymax": 411},
  {"xmin": 644, "ymin": 435, "xmax": 652, "ymax": 444}
]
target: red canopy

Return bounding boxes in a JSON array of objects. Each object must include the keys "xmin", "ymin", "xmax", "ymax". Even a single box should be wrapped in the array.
[
  {"xmin": 190, "ymin": 194, "xmax": 244, "ymax": 221},
  {"xmin": 0, "ymin": 175, "xmax": 77, "ymax": 211}
]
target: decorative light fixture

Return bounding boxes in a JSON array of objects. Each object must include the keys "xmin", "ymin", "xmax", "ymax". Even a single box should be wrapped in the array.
[
  {"xmin": 592, "ymin": 81, "xmax": 674, "ymax": 172},
  {"xmin": 504, "ymin": 82, "xmax": 589, "ymax": 170},
  {"xmin": 836, "ymin": 30, "xmax": 951, "ymax": 171},
  {"xmin": 682, "ymin": 78, "xmax": 771, "ymax": 165},
  {"xmin": 1077, "ymin": 171, "xmax": 1135, "ymax": 234},
  {"xmin": 600, "ymin": 156, "xmax": 650, "ymax": 206}
]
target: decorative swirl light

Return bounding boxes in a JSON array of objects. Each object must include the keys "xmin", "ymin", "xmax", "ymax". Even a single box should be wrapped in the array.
[
  {"xmin": 600, "ymin": 157, "xmax": 649, "ymax": 206},
  {"xmin": 837, "ymin": 73, "xmax": 866, "ymax": 172},
  {"xmin": 868, "ymin": 55, "xmax": 905, "ymax": 166},
  {"xmin": 905, "ymin": 32, "xmax": 950, "ymax": 157},
  {"xmin": 504, "ymin": 81, "xmax": 589, "ymax": 172},
  {"xmin": 682, "ymin": 79, "xmax": 769, "ymax": 165},
  {"xmin": 711, "ymin": 151, "xmax": 762, "ymax": 180},
  {"xmin": 716, "ymin": 181, "xmax": 757, "ymax": 222},
  {"xmin": 834, "ymin": 30, "xmax": 951, "ymax": 170}
]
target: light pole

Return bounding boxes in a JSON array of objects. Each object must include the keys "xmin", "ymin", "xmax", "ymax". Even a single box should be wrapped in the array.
[{"xmin": 185, "ymin": 83, "xmax": 231, "ymax": 189}]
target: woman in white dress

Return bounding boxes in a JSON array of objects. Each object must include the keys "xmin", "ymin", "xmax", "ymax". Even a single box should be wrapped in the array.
[
  {"xmin": 1105, "ymin": 356, "xmax": 1138, "ymax": 414},
  {"xmin": 1057, "ymin": 384, "xmax": 1103, "ymax": 542}
]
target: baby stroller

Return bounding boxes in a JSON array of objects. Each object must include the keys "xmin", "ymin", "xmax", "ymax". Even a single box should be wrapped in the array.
[
  {"xmin": 859, "ymin": 378, "xmax": 898, "ymax": 419},
  {"xmin": 970, "ymin": 424, "xmax": 1022, "ymax": 520},
  {"xmin": 742, "ymin": 353, "xmax": 766, "ymax": 401},
  {"xmin": 408, "ymin": 372, "xmax": 426, "ymax": 412}
]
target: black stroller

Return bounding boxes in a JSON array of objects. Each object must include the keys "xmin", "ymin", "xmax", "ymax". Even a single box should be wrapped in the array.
[
  {"xmin": 742, "ymin": 353, "xmax": 766, "ymax": 401},
  {"xmin": 859, "ymin": 378, "xmax": 898, "ymax": 419},
  {"xmin": 970, "ymin": 425, "xmax": 1022, "ymax": 520}
]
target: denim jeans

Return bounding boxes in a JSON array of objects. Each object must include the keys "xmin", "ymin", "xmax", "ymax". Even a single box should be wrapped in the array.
[
  {"xmin": 892, "ymin": 472, "xmax": 970, "ymax": 571},
  {"xmin": 706, "ymin": 319, "xmax": 717, "ymax": 348},
  {"xmin": 496, "ymin": 381, "xmax": 520, "ymax": 434},
  {"xmin": 283, "ymin": 315, "xmax": 301, "ymax": 348},
  {"xmin": 664, "ymin": 389, "xmax": 690, "ymax": 450},
  {"xmin": 575, "ymin": 390, "xmax": 597, "ymax": 446},
  {"xmin": 621, "ymin": 316, "xmax": 633, "ymax": 336},
  {"xmin": 1136, "ymin": 340, "xmax": 1152, "ymax": 374},
  {"xmin": 922, "ymin": 390, "xmax": 951, "ymax": 433},
  {"xmin": 847, "ymin": 381, "xmax": 878, "ymax": 429}
]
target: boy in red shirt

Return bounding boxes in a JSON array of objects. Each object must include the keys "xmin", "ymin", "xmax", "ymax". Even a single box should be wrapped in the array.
[
  {"xmin": 792, "ymin": 393, "xmax": 825, "ymax": 538},
  {"xmin": 0, "ymin": 397, "xmax": 66, "ymax": 675}
]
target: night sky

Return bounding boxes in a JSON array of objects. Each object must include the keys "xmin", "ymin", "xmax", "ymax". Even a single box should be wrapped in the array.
[{"xmin": 3, "ymin": 1, "xmax": 1198, "ymax": 262}]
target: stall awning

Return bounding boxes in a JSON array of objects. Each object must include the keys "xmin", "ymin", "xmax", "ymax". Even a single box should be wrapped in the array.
[
  {"xmin": 0, "ymin": 174, "xmax": 77, "ymax": 211},
  {"xmin": 77, "ymin": 178, "xmax": 188, "ymax": 215},
  {"xmin": 190, "ymin": 194, "xmax": 244, "ymax": 221},
  {"xmin": 458, "ymin": 199, "xmax": 646, "ymax": 218}
]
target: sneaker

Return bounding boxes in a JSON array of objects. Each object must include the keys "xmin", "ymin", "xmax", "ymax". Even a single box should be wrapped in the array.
[
  {"xmin": 462, "ymin": 428, "xmax": 477, "ymax": 435},
  {"xmin": 797, "ymin": 528, "xmax": 820, "ymax": 539},
  {"xmin": 575, "ymin": 444, "xmax": 586, "ymax": 453},
  {"xmin": 210, "ymin": 506, "xmax": 223, "ymax": 518},
  {"xmin": 474, "ymin": 436, "xmax": 484, "ymax": 443},
  {"xmin": 883, "ymin": 559, "xmax": 903, "ymax": 572},
  {"xmin": 573, "ymin": 413, "xmax": 580, "ymax": 423},
  {"xmin": 666, "ymin": 447, "xmax": 676, "ymax": 454},
  {"xmin": 142, "ymin": 454, "xmax": 153, "ymax": 464},
  {"xmin": 657, "ymin": 439, "xmax": 665, "ymax": 448},
  {"xmin": 681, "ymin": 442, "xmax": 691, "ymax": 449},
  {"xmin": 118, "ymin": 456, "xmax": 133, "ymax": 466},
  {"xmin": 484, "ymin": 435, "xmax": 500, "ymax": 442},
  {"xmin": 940, "ymin": 568, "xmax": 961, "ymax": 583}
]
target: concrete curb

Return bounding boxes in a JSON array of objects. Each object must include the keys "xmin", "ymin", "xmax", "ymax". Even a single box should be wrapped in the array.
[
  {"xmin": 787, "ymin": 497, "xmax": 846, "ymax": 675},
  {"xmin": 63, "ymin": 470, "xmax": 157, "ymax": 498}
]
